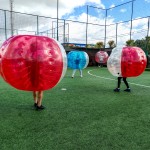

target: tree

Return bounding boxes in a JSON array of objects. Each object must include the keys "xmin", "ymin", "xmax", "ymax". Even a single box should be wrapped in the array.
[
  {"xmin": 108, "ymin": 40, "xmax": 116, "ymax": 48},
  {"xmin": 126, "ymin": 39, "xmax": 135, "ymax": 46},
  {"xmin": 95, "ymin": 41, "xmax": 104, "ymax": 48},
  {"xmin": 134, "ymin": 36, "xmax": 150, "ymax": 54},
  {"xmin": 145, "ymin": 36, "xmax": 150, "ymax": 53},
  {"xmin": 87, "ymin": 44, "xmax": 94, "ymax": 48},
  {"xmin": 134, "ymin": 39, "xmax": 145, "ymax": 50},
  {"xmin": 145, "ymin": 36, "xmax": 150, "ymax": 41}
]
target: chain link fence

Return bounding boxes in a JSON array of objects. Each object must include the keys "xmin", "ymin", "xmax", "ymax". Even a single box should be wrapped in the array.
[{"xmin": 0, "ymin": 0, "xmax": 150, "ymax": 50}]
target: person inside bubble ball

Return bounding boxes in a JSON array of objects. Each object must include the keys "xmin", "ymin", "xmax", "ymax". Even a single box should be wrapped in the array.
[
  {"xmin": 72, "ymin": 69, "xmax": 83, "ymax": 78},
  {"xmin": 71, "ymin": 56, "xmax": 83, "ymax": 78},
  {"xmin": 98, "ymin": 55, "xmax": 104, "ymax": 67},
  {"xmin": 33, "ymin": 91, "xmax": 45, "ymax": 110},
  {"xmin": 114, "ymin": 77, "xmax": 131, "ymax": 92}
]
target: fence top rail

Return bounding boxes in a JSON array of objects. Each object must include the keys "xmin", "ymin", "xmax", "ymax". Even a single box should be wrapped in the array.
[
  {"xmin": 0, "ymin": 7, "xmax": 149, "ymax": 27},
  {"xmin": 0, "ymin": 8, "xmax": 58, "ymax": 19},
  {"xmin": 107, "ymin": 0, "xmax": 136, "ymax": 10},
  {"xmin": 106, "ymin": 16, "xmax": 150, "ymax": 26},
  {"xmin": 88, "ymin": 0, "xmax": 136, "ymax": 10}
]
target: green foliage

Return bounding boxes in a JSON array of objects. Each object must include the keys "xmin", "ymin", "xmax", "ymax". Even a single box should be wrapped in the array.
[
  {"xmin": 87, "ymin": 44, "xmax": 95, "ymax": 48},
  {"xmin": 95, "ymin": 41, "xmax": 104, "ymax": 48},
  {"xmin": 108, "ymin": 40, "xmax": 116, "ymax": 48},
  {"xmin": 126, "ymin": 39, "xmax": 135, "ymax": 46},
  {"xmin": 146, "ymin": 37, "xmax": 150, "ymax": 53},
  {"xmin": 126, "ymin": 36, "xmax": 150, "ymax": 54}
]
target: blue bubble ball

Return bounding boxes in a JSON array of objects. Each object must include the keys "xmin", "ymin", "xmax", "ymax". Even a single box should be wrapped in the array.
[{"xmin": 67, "ymin": 51, "xmax": 89, "ymax": 69}]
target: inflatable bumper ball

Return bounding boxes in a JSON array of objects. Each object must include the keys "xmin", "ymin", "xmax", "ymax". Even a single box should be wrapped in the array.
[
  {"xmin": 0, "ymin": 35, "xmax": 67, "ymax": 91},
  {"xmin": 95, "ymin": 51, "xmax": 108, "ymax": 64},
  {"xmin": 67, "ymin": 51, "xmax": 89, "ymax": 69},
  {"xmin": 107, "ymin": 46, "xmax": 147, "ymax": 77}
]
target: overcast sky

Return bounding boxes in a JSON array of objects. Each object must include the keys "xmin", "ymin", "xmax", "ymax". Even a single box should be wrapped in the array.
[
  {"xmin": 0, "ymin": 0, "xmax": 104, "ymax": 18},
  {"xmin": 0, "ymin": 0, "xmax": 150, "ymax": 46}
]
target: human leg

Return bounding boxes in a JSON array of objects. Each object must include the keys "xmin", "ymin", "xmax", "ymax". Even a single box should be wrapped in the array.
[
  {"xmin": 123, "ymin": 77, "xmax": 129, "ymax": 88},
  {"xmin": 117, "ymin": 77, "xmax": 122, "ymax": 89},
  {"xmin": 123, "ymin": 78, "xmax": 131, "ymax": 92},
  {"xmin": 36, "ymin": 91, "xmax": 45, "ymax": 110},
  {"xmin": 79, "ymin": 69, "xmax": 83, "ymax": 77},
  {"xmin": 72, "ymin": 69, "xmax": 76, "ymax": 78},
  {"xmin": 33, "ymin": 91, "xmax": 38, "ymax": 107},
  {"xmin": 37, "ymin": 91, "xmax": 43, "ymax": 106},
  {"xmin": 114, "ymin": 77, "xmax": 122, "ymax": 92}
]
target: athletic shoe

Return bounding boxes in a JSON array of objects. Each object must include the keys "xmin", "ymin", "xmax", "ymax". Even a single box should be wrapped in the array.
[
  {"xmin": 124, "ymin": 88, "xmax": 131, "ymax": 92},
  {"xmin": 114, "ymin": 88, "xmax": 120, "ymax": 92},
  {"xmin": 34, "ymin": 103, "xmax": 37, "ymax": 108},
  {"xmin": 36, "ymin": 105, "xmax": 45, "ymax": 110}
]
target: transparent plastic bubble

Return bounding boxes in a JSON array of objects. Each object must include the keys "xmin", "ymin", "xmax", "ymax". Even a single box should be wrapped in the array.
[
  {"xmin": 67, "ymin": 51, "xmax": 89, "ymax": 69},
  {"xmin": 107, "ymin": 46, "xmax": 147, "ymax": 77},
  {"xmin": 0, "ymin": 35, "xmax": 67, "ymax": 91}
]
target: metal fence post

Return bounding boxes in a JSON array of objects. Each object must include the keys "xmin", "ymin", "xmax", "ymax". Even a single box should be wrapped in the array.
[
  {"xmin": 130, "ymin": 0, "xmax": 134, "ymax": 40},
  {"xmin": 147, "ymin": 17, "xmax": 150, "ymax": 37},
  {"xmin": 104, "ymin": 9, "xmax": 107, "ymax": 48},
  {"xmin": 145, "ymin": 17, "xmax": 150, "ymax": 53},
  {"xmin": 57, "ymin": 0, "xmax": 59, "ymax": 41},
  {"xmin": 116, "ymin": 23, "xmax": 118, "ymax": 46},
  {"xmin": 4, "ymin": 10, "xmax": 7, "ymax": 39},
  {"xmin": 37, "ymin": 15, "xmax": 39, "ymax": 35},
  {"xmin": 63, "ymin": 20, "xmax": 65, "ymax": 43},
  {"xmin": 86, "ymin": 5, "xmax": 88, "ymax": 49},
  {"xmin": 52, "ymin": 21, "xmax": 54, "ymax": 38},
  {"xmin": 68, "ymin": 23, "xmax": 69, "ymax": 43}
]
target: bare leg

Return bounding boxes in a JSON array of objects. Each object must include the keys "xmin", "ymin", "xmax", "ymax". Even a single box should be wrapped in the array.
[
  {"xmin": 33, "ymin": 91, "xmax": 38, "ymax": 104},
  {"xmin": 37, "ymin": 91, "xmax": 43, "ymax": 107}
]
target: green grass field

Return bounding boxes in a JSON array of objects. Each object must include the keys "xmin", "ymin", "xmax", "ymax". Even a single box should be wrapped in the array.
[{"xmin": 0, "ymin": 67, "xmax": 150, "ymax": 150}]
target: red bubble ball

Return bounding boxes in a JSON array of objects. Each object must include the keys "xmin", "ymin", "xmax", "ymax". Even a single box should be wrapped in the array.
[
  {"xmin": 95, "ymin": 51, "xmax": 108, "ymax": 64},
  {"xmin": 0, "ymin": 35, "xmax": 67, "ymax": 91},
  {"xmin": 121, "ymin": 46, "xmax": 147, "ymax": 77},
  {"xmin": 107, "ymin": 46, "xmax": 147, "ymax": 77}
]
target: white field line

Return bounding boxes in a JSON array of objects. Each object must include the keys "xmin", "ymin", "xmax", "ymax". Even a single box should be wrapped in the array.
[{"xmin": 88, "ymin": 70, "xmax": 150, "ymax": 88}]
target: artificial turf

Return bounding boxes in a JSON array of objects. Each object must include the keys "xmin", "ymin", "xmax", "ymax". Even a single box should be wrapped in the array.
[{"xmin": 0, "ymin": 67, "xmax": 150, "ymax": 150}]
